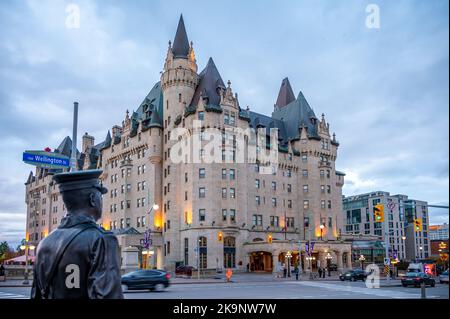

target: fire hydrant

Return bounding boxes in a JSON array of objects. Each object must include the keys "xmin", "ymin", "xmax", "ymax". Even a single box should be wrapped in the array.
[{"xmin": 226, "ymin": 268, "xmax": 232, "ymax": 282}]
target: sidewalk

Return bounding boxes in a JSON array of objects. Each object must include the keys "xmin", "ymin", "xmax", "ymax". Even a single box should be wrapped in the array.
[{"xmin": 0, "ymin": 273, "xmax": 403, "ymax": 287}]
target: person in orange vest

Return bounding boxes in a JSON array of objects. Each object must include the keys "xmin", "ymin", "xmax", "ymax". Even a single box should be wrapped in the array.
[{"xmin": 226, "ymin": 268, "xmax": 232, "ymax": 282}]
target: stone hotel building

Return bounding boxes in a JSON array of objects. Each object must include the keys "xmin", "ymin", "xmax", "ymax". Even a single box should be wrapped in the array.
[{"xmin": 25, "ymin": 16, "xmax": 352, "ymax": 273}]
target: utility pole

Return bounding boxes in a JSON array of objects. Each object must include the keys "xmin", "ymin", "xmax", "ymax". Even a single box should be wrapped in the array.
[{"xmin": 70, "ymin": 102, "xmax": 78, "ymax": 172}]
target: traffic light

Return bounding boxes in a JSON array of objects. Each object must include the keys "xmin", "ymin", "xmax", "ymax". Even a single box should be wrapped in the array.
[
  {"xmin": 373, "ymin": 204, "xmax": 384, "ymax": 222},
  {"xmin": 217, "ymin": 231, "xmax": 223, "ymax": 242},
  {"xmin": 414, "ymin": 218, "xmax": 423, "ymax": 232},
  {"xmin": 267, "ymin": 233, "xmax": 273, "ymax": 244}
]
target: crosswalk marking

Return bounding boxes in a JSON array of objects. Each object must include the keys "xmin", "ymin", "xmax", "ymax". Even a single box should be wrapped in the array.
[
  {"xmin": 286, "ymin": 281, "xmax": 440, "ymax": 299},
  {"xmin": 0, "ymin": 292, "xmax": 29, "ymax": 299}
]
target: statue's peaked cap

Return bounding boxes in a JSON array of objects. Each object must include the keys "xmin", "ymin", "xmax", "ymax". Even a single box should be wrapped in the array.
[{"xmin": 53, "ymin": 169, "xmax": 107, "ymax": 194}]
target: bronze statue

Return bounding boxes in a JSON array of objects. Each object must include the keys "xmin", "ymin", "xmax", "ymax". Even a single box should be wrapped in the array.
[{"xmin": 31, "ymin": 169, "xmax": 124, "ymax": 299}]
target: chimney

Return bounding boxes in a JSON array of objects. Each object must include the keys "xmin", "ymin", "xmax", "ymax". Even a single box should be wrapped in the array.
[{"xmin": 82, "ymin": 132, "xmax": 94, "ymax": 153}]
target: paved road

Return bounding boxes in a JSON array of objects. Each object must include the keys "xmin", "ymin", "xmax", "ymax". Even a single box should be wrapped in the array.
[{"xmin": 1, "ymin": 281, "xmax": 448, "ymax": 299}]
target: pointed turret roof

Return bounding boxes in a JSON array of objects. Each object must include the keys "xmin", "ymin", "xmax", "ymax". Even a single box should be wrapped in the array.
[
  {"xmin": 172, "ymin": 14, "xmax": 190, "ymax": 58},
  {"xmin": 275, "ymin": 77, "xmax": 295, "ymax": 108},
  {"xmin": 190, "ymin": 57, "xmax": 225, "ymax": 107},
  {"xmin": 272, "ymin": 90, "xmax": 320, "ymax": 140}
]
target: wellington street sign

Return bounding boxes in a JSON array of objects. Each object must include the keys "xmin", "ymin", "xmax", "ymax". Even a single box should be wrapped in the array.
[{"xmin": 23, "ymin": 150, "xmax": 70, "ymax": 169}]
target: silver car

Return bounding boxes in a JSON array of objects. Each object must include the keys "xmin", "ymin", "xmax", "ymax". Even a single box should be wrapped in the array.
[{"xmin": 439, "ymin": 270, "xmax": 448, "ymax": 284}]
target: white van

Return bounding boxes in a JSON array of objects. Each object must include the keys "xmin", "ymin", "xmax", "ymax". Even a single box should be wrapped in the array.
[{"xmin": 407, "ymin": 263, "xmax": 424, "ymax": 273}]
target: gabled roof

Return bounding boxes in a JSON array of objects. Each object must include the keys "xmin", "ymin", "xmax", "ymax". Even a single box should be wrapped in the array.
[
  {"xmin": 136, "ymin": 81, "xmax": 164, "ymax": 129},
  {"xmin": 190, "ymin": 57, "xmax": 225, "ymax": 107},
  {"xmin": 275, "ymin": 77, "xmax": 295, "ymax": 108},
  {"xmin": 248, "ymin": 111, "xmax": 288, "ymax": 145},
  {"xmin": 272, "ymin": 91, "xmax": 320, "ymax": 140},
  {"xmin": 172, "ymin": 14, "xmax": 190, "ymax": 58}
]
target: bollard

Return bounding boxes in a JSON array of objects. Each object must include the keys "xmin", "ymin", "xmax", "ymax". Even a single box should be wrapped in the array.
[{"xmin": 420, "ymin": 281, "xmax": 426, "ymax": 299}]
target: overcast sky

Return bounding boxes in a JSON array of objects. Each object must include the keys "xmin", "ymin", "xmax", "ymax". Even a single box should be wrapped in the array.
[{"xmin": 0, "ymin": 0, "xmax": 448, "ymax": 248}]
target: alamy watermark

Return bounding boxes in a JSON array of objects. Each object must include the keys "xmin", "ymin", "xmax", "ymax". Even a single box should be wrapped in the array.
[{"xmin": 169, "ymin": 121, "xmax": 280, "ymax": 174}]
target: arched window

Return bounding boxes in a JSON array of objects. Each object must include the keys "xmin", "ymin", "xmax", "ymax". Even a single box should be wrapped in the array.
[{"xmin": 223, "ymin": 236, "xmax": 236, "ymax": 268}]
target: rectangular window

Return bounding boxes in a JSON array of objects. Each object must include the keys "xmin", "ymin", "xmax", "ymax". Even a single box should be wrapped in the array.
[
  {"xmin": 272, "ymin": 198, "xmax": 277, "ymax": 207},
  {"xmin": 321, "ymin": 185, "xmax": 325, "ymax": 193},
  {"xmin": 255, "ymin": 179, "xmax": 260, "ymax": 189},
  {"xmin": 222, "ymin": 188, "xmax": 227, "ymax": 198},
  {"xmin": 271, "ymin": 181, "xmax": 276, "ymax": 191},
  {"xmin": 302, "ymin": 154, "xmax": 307, "ymax": 163},
  {"xmin": 287, "ymin": 184, "xmax": 292, "ymax": 193},
  {"xmin": 222, "ymin": 169, "xmax": 227, "ymax": 180},
  {"xmin": 288, "ymin": 200, "xmax": 292, "ymax": 208},
  {"xmin": 199, "ymin": 187, "xmax": 205, "ymax": 198},
  {"xmin": 199, "ymin": 168, "xmax": 206, "ymax": 178},
  {"xmin": 320, "ymin": 170, "xmax": 325, "ymax": 178},
  {"xmin": 255, "ymin": 196, "xmax": 261, "ymax": 206},
  {"xmin": 199, "ymin": 209, "xmax": 206, "ymax": 222},
  {"xmin": 270, "ymin": 216, "xmax": 279, "ymax": 227},
  {"xmin": 229, "ymin": 169, "xmax": 235, "ymax": 180},
  {"xmin": 229, "ymin": 209, "xmax": 236, "ymax": 223},
  {"xmin": 303, "ymin": 200, "xmax": 309, "ymax": 209},
  {"xmin": 222, "ymin": 209, "xmax": 227, "ymax": 221},
  {"xmin": 198, "ymin": 111, "xmax": 204, "ymax": 121},
  {"xmin": 303, "ymin": 185, "xmax": 309, "ymax": 193},
  {"xmin": 230, "ymin": 188, "xmax": 235, "ymax": 199},
  {"xmin": 302, "ymin": 170, "xmax": 308, "ymax": 178}
]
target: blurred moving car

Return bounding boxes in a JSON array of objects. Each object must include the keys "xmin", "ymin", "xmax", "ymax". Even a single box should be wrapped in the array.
[
  {"xmin": 175, "ymin": 265, "xmax": 195, "ymax": 277},
  {"xmin": 439, "ymin": 270, "xmax": 448, "ymax": 284},
  {"xmin": 121, "ymin": 269, "xmax": 171, "ymax": 292},
  {"xmin": 339, "ymin": 269, "xmax": 368, "ymax": 282},
  {"xmin": 401, "ymin": 272, "xmax": 435, "ymax": 287}
]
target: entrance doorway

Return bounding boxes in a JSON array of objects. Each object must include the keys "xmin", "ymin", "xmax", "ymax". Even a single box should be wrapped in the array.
[{"xmin": 250, "ymin": 251, "xmax": 273, "ymax": 272}]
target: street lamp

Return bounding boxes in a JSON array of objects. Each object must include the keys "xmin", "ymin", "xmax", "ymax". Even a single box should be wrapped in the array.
[
  {"xmin": 306, "ymin": 256, "xmax": 316, "ymax": 279},
  {"xmin": 143, "ymin": 203, "xmax": 159, "ymax": 268},
  {"xmin": 319, "ymin": 224, "xmax": 325, "ymax": 240},
  {"xmin": 286, "ymin": 251, "xmax": 292, "ymax": 277},
  {"xmin": 325, "ymin": 253, "xmax": 333, "ymax": 276},
  {"xmin": 358, "ymin": 254, "xmax": 366, "ymax": 270},
  {"xmin": 401, "ymin": 236, "xmax": 406, "ymax": 240},
  {"xmin": 20, "ymin": 242, "xmax": 36, "ymax": 284}
]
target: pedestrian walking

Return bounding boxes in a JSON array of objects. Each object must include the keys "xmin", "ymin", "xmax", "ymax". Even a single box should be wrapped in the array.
[
  {"xmin": 294, "ymin": 266, "xmax": 299, "ymax": 281},
  {"xmin": 0, "ymin": 263, "xmax": 5, "ymax": 282},
  {"xmin": 327, "ymin": 266, "xmax": 331, "ymax": 277},
  {"xmin": 318, "ymin": 267, "xmax": 323, "ymax": 278},
  {"xmin": 322, "ymin": 267, "xmax": 326, "ymax": 278}
]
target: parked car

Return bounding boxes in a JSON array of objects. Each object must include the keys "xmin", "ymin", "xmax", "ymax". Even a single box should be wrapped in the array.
[
  {"xmin": 401, "ymin": 272, "xmax": 435, "ymax": 287},
  {"xmin": 328, "ymin": 264, "xmax": 338, "ymax": 271},
  {"xmin": 175, "ymin": 265, "xmax": 195, "ymax": 277},
  {"xmin": 439, "ymin": 270, "xmax": 448, "ymax": 284},
  {"xmin": 339, "ymin": 269, "xmax": 368, "ymax": 282},
  {"xmin": 121, "ymin": 269, "xmax": 171, "ymax": 292}
]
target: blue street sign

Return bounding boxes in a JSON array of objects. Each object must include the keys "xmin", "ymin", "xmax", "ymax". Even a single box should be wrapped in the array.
[{"xmin": 23, "ymin": 150, "xmax": 70, "ymax": 169}]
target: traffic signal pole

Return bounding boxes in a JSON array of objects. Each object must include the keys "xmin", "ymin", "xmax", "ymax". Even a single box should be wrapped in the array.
[{"xmin": 383, "ymin": 198, "xmax": 390, "ymax": 284}]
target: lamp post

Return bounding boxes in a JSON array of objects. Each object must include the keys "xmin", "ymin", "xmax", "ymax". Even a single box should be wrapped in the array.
[
  {"xmin": 286, "ymin": 251, "xmax": 292, "ymax": 277},
  {"xmin": 306, "ymin": 256, "xmax": 316, "ymax": 279},
  {"xmin": 358, "ymin": 254, "xmax": 366, "ymax": 270},
  {"xmin": 319, "ymin": 224, "xmax": 325, "ymax": 240},
  {"xmin": 20, "ymin": 241, "xmax": 36, "ymax": 284},
  {"xmin": 325, "ymin": 252, "xmax": 332, "ymax": 276},
  {"xmin": 143, "ymin": 203, "xmax": 159, "ymax": 268}
]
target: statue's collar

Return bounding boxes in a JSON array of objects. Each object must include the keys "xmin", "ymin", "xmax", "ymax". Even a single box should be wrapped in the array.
[{"xmin": 59, "ymin": 213, "xmax": 97, "ymax": 229}]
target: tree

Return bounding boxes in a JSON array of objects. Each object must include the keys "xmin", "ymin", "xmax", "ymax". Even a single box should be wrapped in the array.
[{"xmin": 0, "ymin": 241, "xmax": 9, "ymax": 259}]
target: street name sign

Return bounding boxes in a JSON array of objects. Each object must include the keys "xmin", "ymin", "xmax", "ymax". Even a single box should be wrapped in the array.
[{"xmin": 23, "ymin": 150, "xmax": 70, "ymax": 169}]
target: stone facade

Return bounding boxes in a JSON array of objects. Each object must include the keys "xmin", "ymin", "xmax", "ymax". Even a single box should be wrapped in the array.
[{"xmin": 24, "ymin": 16, "xmax": 352, "ymax": 273}]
